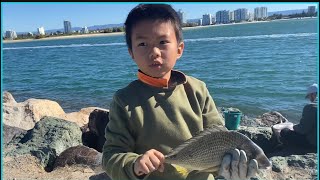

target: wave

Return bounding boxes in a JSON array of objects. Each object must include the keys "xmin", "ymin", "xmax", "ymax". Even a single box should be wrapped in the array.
[
  {"xmin": 184, "ymin": 32, "xmax": 317, "ymax": 42},
  {"xmin": 3, "ymin": 42, "xmax": 126, "ymax": 50},
  {"xmin": 3, "ymin": 33, "xmax": 316, "ymax": 50}
]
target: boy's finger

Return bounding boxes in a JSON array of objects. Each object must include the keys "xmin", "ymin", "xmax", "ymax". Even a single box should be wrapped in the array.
[
  {"xmin": 136, "ymin": 170, "xmax": 144, "ymax": 176},
  {"xmin": 149, "ymin": 154, "xmax": 161, "ymax": 169},
  {"xmin": 136, "ymin": 162, "xmax": 150, "ymax": 175},
  {"xmin": 158, "ymin": 163, "xmax": 165, "ymax": 172},
  {"xmin": 153, "ymin": 150, "xmax": 165, "ymax": 162},
  {"xmin": 145, "ymin": 159, "xmax": 156, "ymax": 173}
]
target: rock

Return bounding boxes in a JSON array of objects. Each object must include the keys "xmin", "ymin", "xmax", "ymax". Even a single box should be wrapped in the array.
[
  {"xmin": 82, "ymin": 131, "xmax": 100, "ymax": 150},
  {"xmin": 3, "ymin": 91, "xmax": 17, "ymax": 104},
  {"xmin": 82, "ymin": 109, "xmax": 109, "ymax": 152},
  {"xmin": 89, "ymin": 172, "xmax": 112, "ymax": 180},
  {"xmin": 57, "ymin": 107, "xmax": 107, "ymax": 128},
  {"xmin": 255, "ymin": 111, "xmax": 289, "ymax": 127},
  {"xmin": 3, "ymin": 124, "xmax": 27, "ymax": 145},
  {"xmin": 53, "ymin": 145, "xmax": 102, "ymax": 171},
  {"xmin": 2, "ymin": 92, "xmax": 106, "ymax": 130},
  {"xmin": 286, "ymin": 154, "xmax": 317, "ymax": 169},
  {"xmin": 3, "ymin": 97, "xmax": 65, "ymax": 130},
  {"xmin": 5, "ymin": 116, "xmax": 83, "ymax": 169},
  {"xmin": 237, "ymin": 126, "xmax": 274, "ymax": 153},
  {"xmin": 237, "ymin": 126, "xmax": 317, "ymax": 180},
  {"xmin": 88, "ymin": 109, "xmax": 109, "ymax": 136},
  {"xmin": 240, "ymin": 115, "xmax": 259, "ymax": 127},
  {"xmin": 256, "ymin": 153, "xmax": 317, "ymax": 180}
]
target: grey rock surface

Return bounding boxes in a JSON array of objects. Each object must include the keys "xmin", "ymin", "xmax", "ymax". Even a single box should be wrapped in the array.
[{"xmin": 5, "ymin": 116, "xmax": 83, "ymax": 169}]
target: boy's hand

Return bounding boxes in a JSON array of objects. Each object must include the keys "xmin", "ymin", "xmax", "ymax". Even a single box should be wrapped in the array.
[
  {"xmin": 218, "ymin": 149, "xmax": 258, "ymax": 180},
  {"xmin": 134, "ymin": 149, "xmax": 165, "ymax": 176}
]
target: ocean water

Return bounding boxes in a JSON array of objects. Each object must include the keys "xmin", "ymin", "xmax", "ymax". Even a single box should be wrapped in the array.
[{"xmin": 3, "ymin": 18, "xmax": 318, "ymax": 123}]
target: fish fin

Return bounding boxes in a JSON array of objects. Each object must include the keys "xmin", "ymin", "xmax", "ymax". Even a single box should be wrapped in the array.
[
  {"xmin": 166, "ymin": 125, "xmax": 228, "ymax": 157},
  {"xmin": 198, "ymin": 165, "xmax": 220, "ymax": 173},
  {"xmin": 171, "ymin": 164, "xmax": 190, "ymax": 177}
]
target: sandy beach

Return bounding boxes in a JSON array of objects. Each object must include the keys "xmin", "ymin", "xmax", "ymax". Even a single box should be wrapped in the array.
[{"xmin": 3, "ymin": 32, "xmax": 124, "ymax": 43}]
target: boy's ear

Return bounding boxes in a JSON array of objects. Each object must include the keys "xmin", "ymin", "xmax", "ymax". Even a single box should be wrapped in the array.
[
  {"xmin": 128, "ymin": 48, "xmax": 134, "ymax": 59},
  {"xmin": 177, "ymin": 42, "xmax": 184, "ymax": 59}
]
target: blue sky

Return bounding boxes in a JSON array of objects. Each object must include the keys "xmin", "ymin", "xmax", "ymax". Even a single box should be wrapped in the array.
[{"xmin": 2, "ymin": 2, "xmax": 318, "ymax": 33}]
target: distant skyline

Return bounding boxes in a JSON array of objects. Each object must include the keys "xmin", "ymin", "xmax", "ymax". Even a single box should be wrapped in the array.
[{"xmin": 2, "ymin": 2, "xmax": 318, "ymax": 32}]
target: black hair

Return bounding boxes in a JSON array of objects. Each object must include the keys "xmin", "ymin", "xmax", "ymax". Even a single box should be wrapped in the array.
[{"xmin": 124, "ymin": 4, "xmax": 183, "ymax": 50}]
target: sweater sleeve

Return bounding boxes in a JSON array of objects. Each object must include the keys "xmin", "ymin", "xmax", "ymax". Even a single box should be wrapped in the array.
[
  {"xmin": 102, "ymin": 94, "xmax": 142, "ymax": 180},
  {"xmin": 293, "ymin": 104, "xmax": 316, "ymax": 135},
  {"xmin": 202, "ymin": 85, "xmax": 224, "ymax": 128}
]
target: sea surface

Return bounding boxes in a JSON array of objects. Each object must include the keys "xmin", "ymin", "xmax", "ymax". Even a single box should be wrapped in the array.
[{"xmin": 3, "ymin": 18, "xmax": 318, "ymax": 123}]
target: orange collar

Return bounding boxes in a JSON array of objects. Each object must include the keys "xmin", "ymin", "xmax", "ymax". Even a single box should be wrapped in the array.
[{"xmin": 137, "ymin": 70, "xmax": 169, "ymax": 88}]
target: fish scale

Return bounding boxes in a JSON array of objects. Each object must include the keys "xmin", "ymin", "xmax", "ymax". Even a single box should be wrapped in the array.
[{"xmin": 165, "ymin": 125, "xmax": 272, "ymax": 172}]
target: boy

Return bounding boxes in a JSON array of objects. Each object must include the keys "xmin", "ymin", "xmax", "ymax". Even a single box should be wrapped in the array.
[{"xmin": 102, "ymin": 4, "xmax": 258, "ymax": 180}]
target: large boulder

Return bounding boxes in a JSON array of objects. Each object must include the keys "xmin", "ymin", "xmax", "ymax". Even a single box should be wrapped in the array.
[
  {"xmin": 82, "ymin": 109, "xmax": 109, "ymax": 152},
  {"xmin": 57, "ymin": 107, "xmax": 106, "ymax": 128},
  {"xmin": 3, "ymin": 91, "xmax": 17, "ymax": 104},
  {"xmin": 256, "ymin": 153, "xmax": 317, "ymax": 180},
  {"xmin": 3, "ymin": 124, "xmax": 27, "ymax": 145},
  {"xmin": 2, "ymin": 91, "xmax": 104, "ymax": 130},
  {"xmin": 255, "ymin": 111, "xmax": 289, "ymax": 127},
  {"xmin": 236, "ymin": 125, "xmax": 317, "ymax": 180},
  {"xmin": 237, "ymin": 126, "xmax": 274, "ymax": 154},
  {"xmin": 5, "ymin": 116, "xmax": 83, "ymax": 169},
  {"xmin": 53, "ymin": 145, "xmax": 102, "ymax": 171},
  {"xmin": 3, "ymin": 92, "xmax": 66, "ymax": 130}
]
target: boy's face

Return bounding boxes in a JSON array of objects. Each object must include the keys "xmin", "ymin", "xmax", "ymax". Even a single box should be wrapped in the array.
[{"xmin": 129, "ymin": 20, "xmax": 184, "ymax": 79}]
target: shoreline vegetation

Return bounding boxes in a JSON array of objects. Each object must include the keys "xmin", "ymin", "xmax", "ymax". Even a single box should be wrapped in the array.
[{"xmin": 3, "ymin": 17, "xmax": 316, "ymax": 44}]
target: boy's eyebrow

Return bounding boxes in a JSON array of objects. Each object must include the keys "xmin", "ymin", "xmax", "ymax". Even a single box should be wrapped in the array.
[
  {"xmin": 134, "ymin": 35, "xmax": 147, "ymax": 40},
  {"xmin": 134, "ymin": 34, "xmax": 170, "ymax": 40}
]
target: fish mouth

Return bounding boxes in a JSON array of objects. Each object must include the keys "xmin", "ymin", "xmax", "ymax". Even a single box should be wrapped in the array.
[
  {"xmin": 258, "ymin": 161, "xmax": 272, "ymax": 170},
  {"xmin": 259, "ymin": 165, "xmax": 272, "ymax": 170}
]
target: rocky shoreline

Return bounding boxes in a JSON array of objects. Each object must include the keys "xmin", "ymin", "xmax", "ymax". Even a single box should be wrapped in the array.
[{"xmin": 2, "ymin": 91, "xmax": 318, "ymax": 180}]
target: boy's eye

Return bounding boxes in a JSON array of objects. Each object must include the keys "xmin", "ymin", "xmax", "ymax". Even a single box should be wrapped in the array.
[
  {"xmin": 138, "ymin": 42, "xmax": 146, "ymax": 46},
  {"xmin": 160, "ymin": 40, "xmax": 169, "ymax": 45}
]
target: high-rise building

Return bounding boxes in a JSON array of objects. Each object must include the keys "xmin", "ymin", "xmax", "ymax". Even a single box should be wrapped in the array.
[
  {"xmin": 198, "ymin": 18, "xmax": 203, "ymax": 26},
  {"xmin": 248, "ymin": 12, "xmax": 254, "ymax": 21},
  {"xmin": 216, "ymin": 10, "xmax": 230, "ymax": 24},
  {"xmin": 308, "ymin": 6, "xmax": 316, "ymax": 14},
  {"xmin": 177, "ymin": 9, "xmax": 187, "ymax": 24},
  {"xmin": 5, "ymin": 30, "xmax": 17, "ymax": 40},
  {"xmin": 212, "ymin": 17, "xmax": 216, "ymax": 24},
  {"xmin": 202, "ymin": 14, "xmax": 212, "ymax": 25},
  {"xmin": 229, "ymin": 11, "xmax": 235, "ymax": 22},
  {"xmin": 254, "ymin": 7, "xmax": 268, "ymax": 20},
  {"xmin": 82, "ymin": 26, "xmax": 89, "ymax": 34},
  {"xmin": 37, "ymin": 27, "xmax": 45, "ymax": 35},
  {"xmin": 234, "ymin": 8, "xmax": 249, "ymax": 22},
  {"xmin": 64, "ymin": 20, "xmax": 72, "ymax": 34}
]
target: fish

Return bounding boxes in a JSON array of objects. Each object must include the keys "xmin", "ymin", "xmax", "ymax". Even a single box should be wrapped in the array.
[{"xmin": 164, "ymin": 125, "xmax": 272, "ymax": 173}]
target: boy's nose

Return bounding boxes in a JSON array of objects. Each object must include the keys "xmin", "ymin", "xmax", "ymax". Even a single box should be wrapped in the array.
[{"xmin": 149, "ymin": 47, "xmax": 161, "ymax": 59}]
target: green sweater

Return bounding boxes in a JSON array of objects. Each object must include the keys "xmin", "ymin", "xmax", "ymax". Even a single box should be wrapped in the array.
[{"xmin": 102, "ymin": 70, "xmax": 224, "ymax": 180}]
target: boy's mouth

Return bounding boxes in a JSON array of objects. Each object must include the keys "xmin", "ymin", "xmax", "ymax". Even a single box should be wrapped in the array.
[{"xmin": 150, "ymin": 62, "xmax": 162, "ymax": 68}]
